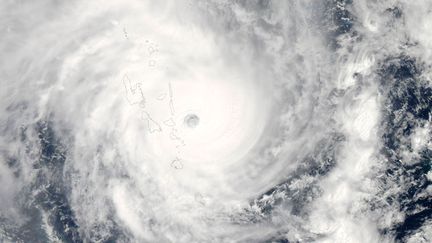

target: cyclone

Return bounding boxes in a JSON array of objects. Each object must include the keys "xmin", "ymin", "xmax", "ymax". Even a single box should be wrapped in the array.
[{"xmin": 0, "ymin": 1, "xmax": 431, "ymax": 243}]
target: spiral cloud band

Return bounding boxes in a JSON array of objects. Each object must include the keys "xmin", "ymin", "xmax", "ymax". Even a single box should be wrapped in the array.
[{"xmin": 1, "ymin": 1, "xmax": 431, "ymax": 242}]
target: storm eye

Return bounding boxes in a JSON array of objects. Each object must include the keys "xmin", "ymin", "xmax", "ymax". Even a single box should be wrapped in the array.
[{"xmin": 184, "ymin": 114, "xmax": 199, "ymax": 128}]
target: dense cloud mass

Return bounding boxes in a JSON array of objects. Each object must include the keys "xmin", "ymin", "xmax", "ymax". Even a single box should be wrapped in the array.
[{"xmin": 0, "ymin": 0, "xmax": 431, "ymax": 242}]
